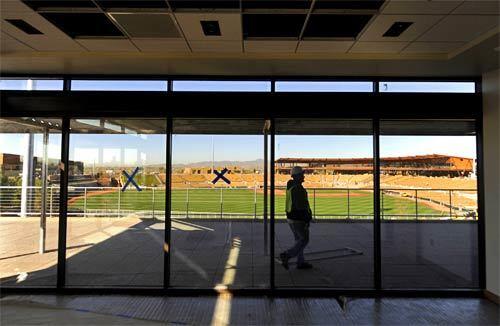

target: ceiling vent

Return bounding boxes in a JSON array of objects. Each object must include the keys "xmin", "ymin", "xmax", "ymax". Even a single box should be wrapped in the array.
[
  {"xmin": 201, "ymin": 21, "xmax": 221, "ymax": 36},
  {"xmin": 383, "ymin": 22, "xmax": 413, "ymax": 37},
  {"xmin": 5, "ymin": 19, "xmax": 43, "ymax": 34}
]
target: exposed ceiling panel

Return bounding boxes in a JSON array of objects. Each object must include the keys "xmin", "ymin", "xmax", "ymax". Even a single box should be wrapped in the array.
[
  {"xmin": 359, "ymin": 15, "xmax": 443, "ymax": 42},
  {"xmin": 350, "ymin": 41, "xmax": 408, "ymax": 53},
  {"xmin": 169, "ymin": 0, "xmax": 239, "ymax": 10},
  {"xmin": 1, "ymin": 0, "xmax": 35, "ymax": 13},
  {"xmin": 418, "ymin": 15, "xmax": 499, "ymax": 42},
  {"xmin": 244, "ymin": 40, "xmax": 298, "ymax": 52},
  {"xmin": 297, "ymin": 40, "xmax": 354, "ymax": 53},
  {"xmin": 243, "ymin": 14, "xmax": 306, "ymax": 38},
  {"xmin": 176, "ymin": 13, "xmax": 241, "ymax": 40},
  {"xmin": 303, "ymin": 14, "xmax": 372, "ymax": 38},
  {"xmin": 190, "ymin": 40, "xmax": 242, "ymax": 52},
  {"xmin": 111, "ymin": 13, "xmax": 180, "ymax": 38},
  {"xmin": 22, "ymin": 0, "xmax": 97, "ymax": 10},
  {"xmin": 40, "ymin": 12, "xmax": 124, "ymax": 38},
  {"xmin": 243, "ymin": 0, "xmax": 311, "ymax": 10},
  {"xmin": 314, "ymin": 0, "xmax": 385, "ymax": 10},
  {"xmin": 96, "ymin": 0, "xmax": 169, "ymax": 9},
  {"xmin": 382, "ymin": 0, "xmax": 462, "ymax": 15},
  {"xmin": 402, "ymin": 41, "xmax": 465, "ymax": 54},
  {"xmin": 133, "ymin": 38, "xmax": 188, "ymax": 51},
  {"xmin": 451, "ymin": 0, "xmax": 500, "ymax": 15},
  {"xmin": 77, "ymin": 39, "xmax": 138, "ymax": 51}
]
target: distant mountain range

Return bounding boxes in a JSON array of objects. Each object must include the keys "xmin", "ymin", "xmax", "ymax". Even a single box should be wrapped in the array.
[{"xmin": 173, "ymin": 159, "xmax": 264, "ymax": 169}]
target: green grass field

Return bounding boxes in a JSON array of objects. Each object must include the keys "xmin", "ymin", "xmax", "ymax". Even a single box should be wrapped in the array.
[{"xmin": 69, "ymin": 188, "xmax": 446, "ymax": 219}]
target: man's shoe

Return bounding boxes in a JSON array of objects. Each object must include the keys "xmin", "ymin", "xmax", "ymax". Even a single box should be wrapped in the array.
[
  {"xmin": 297, "ymin": 262, "xmax": 313, "ymax": 269},
  {"xmin": 279, "ymin": 253, "xmax": 289, "ymax": 270}
]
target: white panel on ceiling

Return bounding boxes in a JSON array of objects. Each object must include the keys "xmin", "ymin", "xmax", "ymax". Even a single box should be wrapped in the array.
[
  {"xmin": 418, "ymin": 15, "xmax": 499, "ymax": 42},
  {"xmin": 452, "ymin": 0, "xmax": 500, "ymax": 15},
  {"xmin": 402, "ymin": 41, "xmax": 465, "ymax": 53},
  {"xmin": 359, "ymin": 15, "xmax": 443, "ymax": 42},
  {"xmin": 0, "ymin": 32, "xmax": 34, "ymax": 52},
  {"xmin": 190, "ymin": 40, "xmax": 242, "ymax": 52},
  {"xmin": 110, "ymin": 13, "xmax": 181, "ymax": 38},
  {"xmin": 244, "ymin": 40, "xmax": 297, "ymax": 53},
  {"xmin": 382, "ymin": 0, "xmax": 462, "ymax": 15},
  {"xmin": 297, "ymin": 40, "xmax": 354, "ymax": 53},
  {"xmin": 175, "ymin": 13, "xmax": 241, "ymax": 41},
  {"xmin": 349, "ymin": 41, "xmax": 408, "ymax": 53},
  {"xmin": 1, "ymin": 12, "xmax": 84, "ymax": 51},
  {"xmin": 77, "ymin": 39, "xmax": 138, "ymax": 52},
  {"xmin": 133, "ymin": 39, "xmax": 189, "ymax": 52}
]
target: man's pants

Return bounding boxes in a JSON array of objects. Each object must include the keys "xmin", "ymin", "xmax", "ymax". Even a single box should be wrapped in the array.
[{"xmin": 285, "ymin": 221, "xmax": 309, "ymax": 265}]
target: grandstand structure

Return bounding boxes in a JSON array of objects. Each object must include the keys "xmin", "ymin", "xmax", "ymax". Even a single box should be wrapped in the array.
[{"xmin": 276, "ymin": 154, "xmax": 474, "ymax": 177}]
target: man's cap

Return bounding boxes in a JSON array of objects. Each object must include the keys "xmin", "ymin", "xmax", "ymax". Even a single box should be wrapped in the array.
[{"xmin": 290, "ymin": 166, "xmax": 304, "ymax": 176}]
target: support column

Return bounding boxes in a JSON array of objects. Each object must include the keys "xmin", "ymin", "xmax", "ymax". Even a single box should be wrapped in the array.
[
  {"xmin": 39, "ymin": 128, "xmax": 49, "ymax": 254},
  {"xmin": 20, "ymin": 133, "xmax": 34, "ymax": 218}
]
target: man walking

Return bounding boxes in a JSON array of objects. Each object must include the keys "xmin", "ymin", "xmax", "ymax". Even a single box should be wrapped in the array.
[{"xmin": 279, "ymin": 166, "xmax": 313, "ymax": 270}]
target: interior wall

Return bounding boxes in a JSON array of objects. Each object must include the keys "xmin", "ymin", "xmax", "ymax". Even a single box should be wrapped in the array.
[{"xmin": 482, "ymin": 68, "xmax": 500, "ymax": 297}]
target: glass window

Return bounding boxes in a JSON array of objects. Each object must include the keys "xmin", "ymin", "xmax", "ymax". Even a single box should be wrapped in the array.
[
  {"xmin": 380, "ymin": 120, "xmax": 478, "ymax": 289},
  {"xmin": 171, "ymin": 119, "xmax": 268, "ymax": 289},
  {"xmin": 275, "ymin": 81, "xmax": 373, "ymax": 92},
  {"xmin": 172, "ymin": 80, "xmax": 271, "ymax": 92},
  {"xmin": 275, "ymin": 119, "xmax": 374, "ymax": 288},
  {"xmin": 71, "ymin": 80, "xmax": 168, "ymax": 91},
  {"xmin": 0, "ymin": 79, "xmax": 64, "ymax": 90},
  {"xmin": 0, "ymin": 117, "xmax": 62, "ymax": 287},
  {"xmin": 65, "ymin": 118, "xmax": 166, "ymax": 287},
  {"xmin": 379, "ymin": 81, "xmax": 475, "ymax": 93}
]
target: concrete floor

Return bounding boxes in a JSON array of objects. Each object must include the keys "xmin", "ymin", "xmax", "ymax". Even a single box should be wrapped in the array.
[
  {"xmin": 0, "ymin": 217, "xmax": 478, "ymax": 289},
  {"xmin": 1, "ymin": 295, "xmax": 498, "ymax": 325}
]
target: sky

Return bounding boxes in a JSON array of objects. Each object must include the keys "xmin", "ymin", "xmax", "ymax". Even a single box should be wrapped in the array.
[{"xmin": 0, "ymin": 79, "xmax": 477, "ymax": 166}]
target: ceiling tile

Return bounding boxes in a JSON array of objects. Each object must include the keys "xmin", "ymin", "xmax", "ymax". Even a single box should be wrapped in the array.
[
  {"xmin": 382, "ymin": 0, "xmax": 462, "ymax": 15},
  {"xmin": 314, "ymin": 0, "xmax": 385, "ymax": 10},
  {"xmin": 349, "ymin": 41, "xmax": 408, "ymax": 53},
  {"xmin": 402, "ymin": 41, "xmax": 465, "ymax": 53},
  {"xmin": 77, "ymin": 39, "xmax": 138, "ymax": 52},
  {"xmin": 41, "ymin": 13, "xmax": 124, "ymax": 38},
  {"xmin": 1, "ymin": 32, "xmax": 34, "ymax": 52},
  {"xmin": 190, "ymin": 40, "xmax": 242, "ymax": 52},
  {"xmin": 418, "ymin": 15, "xmax": 499, "ymax": 42},
  {"xmin": 452, "ymin": 0, "xmax": 500, "ymax": 15},
  {"xmin": 176, "ymin": 13, "xmax": 241, "ymax": 41},
  {"xmin": 359, "ymin": 14, "xmax": 443, "ymax": 42},
  {"xmin": 244, "ymin": 40, "xmax": 297, "ymax": 52},
  {"xmin": 111, "ymin": 13, "xmax": 180, "ymax": 38},
  {"xmin": 297, "ymin": 40, "xmax": 354, "ymax": 53},
  {"xmin": 133, "ymin": 38, "xmax": 189, "ymax": 52},
  {"xmin": 1, "ymin": 12, "xmax": 84, "ymax": 51},
  {"xmin": 1, "ymin": 0, "xmax": 34, "ymax": 13}
]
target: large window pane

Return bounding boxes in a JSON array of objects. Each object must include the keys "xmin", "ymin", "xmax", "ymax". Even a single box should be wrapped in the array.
[
  {"xmin": 275, "ymin": 81, "xmax": 373, "ymax": 92},
  {"xmin": 380, "ymin": 120, "xmax": 478, "ymax": 288},
  {"xmin": 172, "ymin": 80, "xmax": 271, "ymax": 92},
  {"xmin": 66, "ymin": 118, "xmax": 166, "ymax": 287},
  {"xmin": 0, "ymin": 79, "xmax": 63, "ymax": 90},
  {"xmin": 0, "ymin": 118, "xmax": 61, "ymax": 287},
  {"xmin": 71, "ymin": 80, "xmax": 168, "ymax": 91},
  {"xmin": 171, "ymin": 119, "xmax": 268, "ymax": 288},
  {"xmin": 379, "ymin": 81, "xmax": 475, "ymax": 93},
  {"xmin": 275, "ymin": 119, "xmax": 374, "ymax": 288}
]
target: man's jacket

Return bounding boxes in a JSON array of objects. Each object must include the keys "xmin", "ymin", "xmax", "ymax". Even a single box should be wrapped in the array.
[{"xmin": 285, "ymin": 179, "xmax": 312, "ymax": 222}]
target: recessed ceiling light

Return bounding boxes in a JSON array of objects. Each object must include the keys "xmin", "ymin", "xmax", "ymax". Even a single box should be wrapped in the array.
[
  {"xmin": 201, "ymin": 20, "xmax": 221, "ymax": 36},
  {"xmin": 383, "ymin": 22, "xmax": 413, "ymax": 37}
]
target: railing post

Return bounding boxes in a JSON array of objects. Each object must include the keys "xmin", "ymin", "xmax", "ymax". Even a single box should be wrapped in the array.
[
  {"xmin": 118, "ymin": 188, "xmax": 121, "ymax": 218},
  {"xmin": 220, "ymin": 187, "xmax": 223, "ymax": 219},
  {"xmin": 313, "ymin": 189, "xmax": 316, "ymax": 219},
  {"xmin": 152, "ymin": 187, "xmax": 155, "ymax": 220},
  {"xmin": 49, "ymin": 186, "xmax": 53, "ymax": 218},
  {"xmin": 449, "ymin": 190, "xmax": 453, "ymax": 219},
  {"xmin": 83, "ymin": 187, "xmax": 87, "ymax": 218},
  {"xmin": 347, "ymin": 188, "xmax": 350, "ymax": 219},
  {"xmin": 254, "ymin": 185, "xmax": 257, "ymax": 220},
  {"xmin": 186, "ymin": 187, "xmax": 189, "ymax": 218},
  {"xmin": 415, "ymin": 189, "xmax": 418, "ymax": 220}
]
